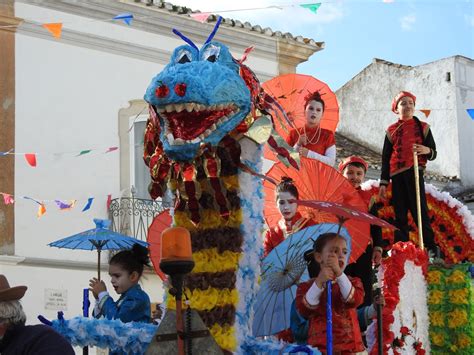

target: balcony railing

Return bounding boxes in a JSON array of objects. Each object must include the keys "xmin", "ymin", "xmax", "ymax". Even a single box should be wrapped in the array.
[{"xmin": 108, "ymin": 197, "xmax": 166, "ymax": 241}]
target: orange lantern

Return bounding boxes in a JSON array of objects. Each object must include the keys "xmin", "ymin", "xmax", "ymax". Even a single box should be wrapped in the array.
[{"xmin": 160, "ymin": 227, "xmax": 194, "ymax": 275}]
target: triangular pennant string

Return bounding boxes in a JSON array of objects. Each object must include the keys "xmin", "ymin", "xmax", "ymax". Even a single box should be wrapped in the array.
[
  {"xmin": 77, "ymin": 150, "xmax": 92, "ymax": 156},
  {"xmin": 0, "ymin": 149, "xmax": 13, "ymax": 156},
  {"xmin": 105, "ymin": 146, "xmax": 118, "ymax": 153},
  {"xmin": 467, "ymin": 109, "xmax": 474, "ymax": 120},
  {"xmin": 419, "ymin": 109, "xmax": 431, "ymax": 118},
  {"xmin": 299, "ymin": 3, "xmax": 322, "ymax": 14},
  {"xmin": 190, "ymin": 13, "xmax": 211, "ymax": 23},
  {"xmin": 106, "ymin": 194, "xmax": 112, "ymax": 210},
  {"xmin": 82, "ymin": 198, "xmax": 94, "ymax": 212},
  {"xmin": 42, "ymin": 23, "xmax": 63, "ymax": 38},
  {"xmin": 55, "ymin": 200, "xmax": 76, "ymax": 210},
  {"xmin": 1, "ymin": 193, "xmax": 14, "ymax": 205},
  {"xmin": 112, "ymin": 13, "xmax": 133, "ymax": 25},
  {"xmin": 24, "ymin": 154, "xmax": 37, "ymax": 167},
  {"xmin": 37, "ymin": 203, "xmax": 47, "ymax": 218}
]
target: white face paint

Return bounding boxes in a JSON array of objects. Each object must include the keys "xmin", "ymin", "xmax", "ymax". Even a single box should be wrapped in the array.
[
  {"xmin": 304, "ymin": 100, "xmax": 324, "ymax": 128},
  {"xmin": 277, "ymin": 191, "xmax": 298, "ymax": 221}
]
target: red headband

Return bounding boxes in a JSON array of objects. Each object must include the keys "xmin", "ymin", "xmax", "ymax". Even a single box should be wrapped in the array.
[
  {"xmin": 391, "ymin": 91, "xmax": 416, "ymax": 113},
  {"xmin": 338, "ymin": 156, "xmax": 368, "ymax": 173}
]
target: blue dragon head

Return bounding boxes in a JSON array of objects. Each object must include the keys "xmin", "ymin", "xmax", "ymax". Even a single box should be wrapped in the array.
[{"xmin": 144, "ymin": 32, "xmax": 251, "ymax": 161}]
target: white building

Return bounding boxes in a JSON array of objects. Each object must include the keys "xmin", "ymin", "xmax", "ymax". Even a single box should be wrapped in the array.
[
  {"xmin": 0, "ymin": 0, "xmax": 321, "ymax": 352},
  {"xmin": 335, "ymin": 56, "xmax": 474, "ymax": 208}
]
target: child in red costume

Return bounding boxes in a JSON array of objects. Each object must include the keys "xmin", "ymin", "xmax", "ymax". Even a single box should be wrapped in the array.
[
  {"xmin": 296, "ymin": 233, "xmax": 365, "ymax": 354},
  {"xmin": 379, "ymin": 91, "xmax": 437, "ymax": 255},
  {"xmin": 286, "ymin": 92, "xmax": 336, "ymax": 166},
  {"xmin": 263, "ymin": 177, "xmax": 316, "ymax": 257}
]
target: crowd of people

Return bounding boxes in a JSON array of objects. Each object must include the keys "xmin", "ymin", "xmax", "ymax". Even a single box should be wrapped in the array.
[
  {"xmin": 2, "ymin": 90, "xmax": 437, "ymax": 354},
  {"xmin": 263, "ymin": 90, "xmax": 438, "ymax": 352}
]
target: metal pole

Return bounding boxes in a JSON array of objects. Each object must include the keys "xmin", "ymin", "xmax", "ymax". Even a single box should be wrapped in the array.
[
  {"xmin": 326, "ymin": 280, "xmax": 332, "ymax": 355},
  {"xmin": 413, "ymin": 150, "xmax": 424, "ymax": 250},
  {"xmin": 375, "ymin": 287, "xmax": 383, "ymax": 355},
  {"xmin": 97, "ymin": 248, "xmax": 101, "ymax": 281}
]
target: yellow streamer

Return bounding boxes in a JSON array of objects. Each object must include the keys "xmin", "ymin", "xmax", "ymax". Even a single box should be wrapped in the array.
[
  {"xmin": 210, "ymin": 323, "xmax": 237, "ymax": 351},
  {"xmin": 174, "ymin": 208, "xmax": 242, "ymax": 230},
  {"xmin": 193, "ymin": 248, "xmax": 242, "ymax": 273},
  {"xmin": 167, "ymin": 287, "xmax": 239, "ymax": 311}
]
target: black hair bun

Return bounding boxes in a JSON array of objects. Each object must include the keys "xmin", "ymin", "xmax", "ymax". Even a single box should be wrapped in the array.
[
  {"xmin": 280, "ymin": 176, "xmax": 294, "ymax": 184},
  {"xmin": 132, "ymin": 243, "xmax": 150, "ymax": 267}
]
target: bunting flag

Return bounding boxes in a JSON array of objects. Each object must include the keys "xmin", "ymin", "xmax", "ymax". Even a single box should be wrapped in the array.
[
  {"xmin": 467, "ymin": 109, "xmax": 474, "ymax": 120},
  {"xmin": 190, "ymin": 13, "xmax": 211, "ymax": 23},
  {"xmin": 77, "ymin": 150, "xmax": 92, "ymax": 156},
  {"xmin": 299, "ymin": 3, "xmax": 322, "ymax": 14},
  {"xmin": 42, "ymin": 23, "xmax": 63, "ymax": 39},
  {"xmin": 113, "ymin": 13, "xmax": 133, "ymax": 25},
  {"xmin": 105, "ymin": 146, "xmax": 118, "ymax": 153},
  {"xmin": 55, "ymin": 199, "xmax": 76, "ymax": 210},
  {"xmin": 0, "ymin": 149, "xmax": 13, "ymax": 156},
  {"xmin": 1, "ymin": 193, "xmax": 14, "ymax": 205},
  {"xmin": 37, "ymin": 203, "xmax": 47, "ymax": 218},
  {"xmin": 82, "ymin": 197, "xmax": 94, "ymax": 212},
  {"xmin": 24, "ymin": 153, "xmax": 37, "ymax": 167},
  {"xmin": 420, "ymin": 109, "xmax": 431, "ymax": 118},
  {"xmin": 106, "ymin": 194, "xmax": 112, "ymax": 210}
]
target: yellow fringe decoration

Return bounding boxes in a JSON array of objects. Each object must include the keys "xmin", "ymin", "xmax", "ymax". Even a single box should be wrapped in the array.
[
  {"xmin": 192, "ymin": 248, "xmax": 241, "ymax": 273},
  {"xmin": 174, "ymin": 209, "xmax": 243, "ymax": 230},
  {"xmin": 167, "ymin": 287, "xmax": 239, "ymax": 311},
  {"xmin": 210, "ymin": 323, "xmax": 237, "ymax": 351}
]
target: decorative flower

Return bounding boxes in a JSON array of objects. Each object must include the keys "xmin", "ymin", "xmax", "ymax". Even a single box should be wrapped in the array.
[
  {"xmin": 457, "ymin": 333, "xmax": 471, "ymax": 349},
  {"xmin": 430, "ymin": 311, "xmax": 444, "ymax": 327},
  {"xmin": 431, "ymin": 332, "xmax": 445, "ymax": 346},
  {"xmin": 362, "ymin": 181, "xmax": 474, "ymax": 264},
  {"xmin": 427, "ymin": 270, "xmax": 442, "ymax": 284},
  {"xmin": 428, "ymin": 290, "xmax": 444, "ymax": 305},
  {"xmin": 448, "ymin": 289, "xmax": 469, "ymax": 304},
  {"xmin": 413, "ymin": 341, "xmax": 426, "ymax": 355},
  {"xmin": 447, "ymin": 308, "xmax": 468, "ymax": 328},
  {"xmin": 446, "ymin": 270, "xmax": 467, "ymax": 284},
  {"xmin": 400, "ymin": 326, "xmax": 410, "ymax": 335}
]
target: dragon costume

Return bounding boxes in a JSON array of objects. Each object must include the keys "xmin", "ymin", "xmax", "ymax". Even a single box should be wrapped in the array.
[{"xmin": 143, "ymin": 19, "xmax": 297, "ymax": 353}]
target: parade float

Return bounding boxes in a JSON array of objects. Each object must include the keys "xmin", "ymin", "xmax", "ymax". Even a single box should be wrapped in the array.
[{"xmin": 46, "ymin": 18, "xmax": 473, "ymax": 355}]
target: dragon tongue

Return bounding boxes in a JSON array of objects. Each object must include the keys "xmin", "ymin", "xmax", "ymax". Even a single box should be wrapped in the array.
[{"xmin": 164, "ymin": 107, "xmax": 233, "ymax": 141}]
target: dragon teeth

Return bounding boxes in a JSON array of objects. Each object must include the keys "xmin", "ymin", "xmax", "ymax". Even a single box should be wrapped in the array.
[
  {"xmin": 174, "ymin": 103, "xmax": 185, "ymax": 113},
  {"xmin": 174, "ymin": 138, "xmax": 185, "ymax": 145},
  {"xmin": 190, "ymin": 138, "xmax": 200, "ymax": 144},
  {"xmin": 165, "ymin": 105, "xmax": 174, "ymax": 113},
  {"xmin": 167, "ymin": 133, "xmax": 174, "ymax": 144},
  {"xmin": 185, "ymin": 103, "xmax": 195, "ymax": 112}
]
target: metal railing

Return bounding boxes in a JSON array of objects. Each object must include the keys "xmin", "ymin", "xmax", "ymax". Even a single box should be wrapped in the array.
[{"xmin": 108, "ymin": 195, "xmax": 165, "ymax": 241}]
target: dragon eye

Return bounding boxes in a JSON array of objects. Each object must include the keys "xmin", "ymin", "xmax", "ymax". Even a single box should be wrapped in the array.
[
  {"xmin": 202, "ymin": 44, "xmax": 220, "ymax": 62},
  {"xmin": 206, "ymin": 54, "xmax": 216, "ymax": 62},
  {"xmin": 176, "ymin": 50, "xmax": 192, "ymax": 64}
]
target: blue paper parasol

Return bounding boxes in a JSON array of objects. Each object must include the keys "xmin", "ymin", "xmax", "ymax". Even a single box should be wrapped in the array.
[
  {"xmin": 252, "ymin": 223, "xmax": 352, "ymax": 337},
  {"xmin": 49, "ymin": 219, "xmax": 148, "ymax": 280}
]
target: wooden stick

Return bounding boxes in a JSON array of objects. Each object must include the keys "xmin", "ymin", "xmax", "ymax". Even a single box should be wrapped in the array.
[{"xmin": 413, "ymin": 150, "xmax": 424, "ymax": 250}]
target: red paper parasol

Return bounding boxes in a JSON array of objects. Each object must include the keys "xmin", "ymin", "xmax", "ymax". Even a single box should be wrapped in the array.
[
  {"xmin": 264, "ymin": 158, "xmax": 369, "ymax": 262},
  {"xmin": 262, "ymin": 74, "xmax": 339, "ymax": 161},
  {"xmin": 147, "ymin": 209, "xmax": 172, "ymax": 281}
]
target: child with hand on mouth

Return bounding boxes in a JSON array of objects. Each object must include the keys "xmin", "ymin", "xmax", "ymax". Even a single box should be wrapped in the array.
[
  {"xmin": 89, "ymin": 243, "xmax": 151, "ymax": 324},
  {"xmin": 296, "ymin": 233, "xmax": 365, "ymax": 354}
]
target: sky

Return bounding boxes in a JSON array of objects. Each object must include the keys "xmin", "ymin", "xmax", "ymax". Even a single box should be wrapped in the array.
[{"xmin": 169, "ymin": 0, "xmax": 474, "ymax": 90}]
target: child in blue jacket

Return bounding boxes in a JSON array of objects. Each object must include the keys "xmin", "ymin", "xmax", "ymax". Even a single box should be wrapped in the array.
[{"xmin": 89, "ymin": 243, "xmax": 151, "ymax": 324}]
